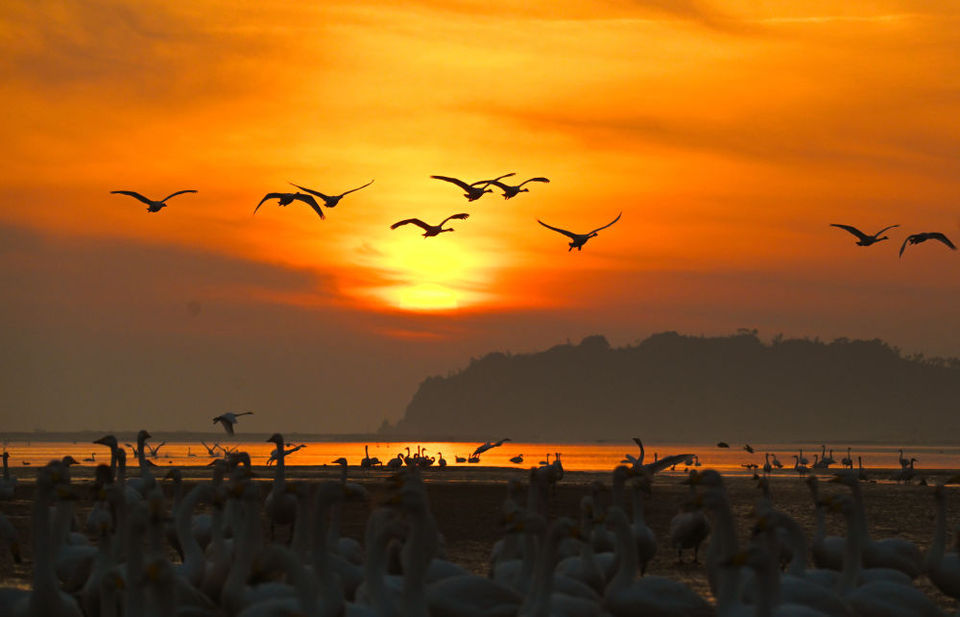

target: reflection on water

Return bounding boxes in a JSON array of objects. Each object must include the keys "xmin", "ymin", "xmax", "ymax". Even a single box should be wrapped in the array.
[{"xmin": 3, "ymin": 440, "xmax": 960, "ymax": 474}]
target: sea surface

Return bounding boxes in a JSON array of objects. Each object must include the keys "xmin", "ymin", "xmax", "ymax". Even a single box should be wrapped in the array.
[{"xmin": 3, "ymin": 439, "xmax": 960, "ymax": 476}]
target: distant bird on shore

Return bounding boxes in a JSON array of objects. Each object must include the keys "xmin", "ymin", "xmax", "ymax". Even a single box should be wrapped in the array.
[
  {"xmin": 288, "ymin": 179, "xmax": 374, "ymax": 208},
  {"xmin": 430, "ymin": 173, "xmax": 515, "ymax": 201},
  {"xmin": 390, "ymin": 213, "xmax": 469, "ymax": 237},
  {"xmin": 484, "ymin": 177, "xmax": 550, "ymax": 199},
  {"xmin": 717, "ymin": 442, "xmax": 730, "ymax": 448},
  {"xmin": 111, "ymin": 189, "xmax": 197, "ymax": 213},
  {"xmin": 213, "ymin": 411, "xmax": 254, "ymax": 435},
  {"xmin": 830, "ymin": 223, "xmax": 898, "ymax": 246},
  {"xmin": 899, "ymin": 232, "xmax": 956, "ymax": 258},
  {"xmin": 510, "ymin": 454, "xmax": 523, "ymax": 464},
  {"xmin": 255, "ymin": 192, "xmax": 326, "ymax": 219},
  {"xmin": 473, "ymin": 438, "xmax": 511, "ymax": 457},
  {"xmin": 538, "ymin": 212, "xmax": 621, "ymax": 251}
]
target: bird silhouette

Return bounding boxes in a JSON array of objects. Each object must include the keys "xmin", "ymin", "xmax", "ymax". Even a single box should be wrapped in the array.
[
  {"xmin": 431, "ymin": 173, "xmax": 515, "ymax": 201},
  {"xmin": 830, "ymin": 223, "xmax": 899, "ymax": 246},
  {"xmin": 537, "ymin": 212, "xmax": 621, "ymax": 251},
  {"xmin": 255, "ymin": 192, "xmax": 326, "ymax": 219},
  {"xmin": 899, "ymin": 232, "xmax": 956, "ymax": 258},
  {"xmin": 287, "ymin": 179, "xmax": 374, "ymax": 208},
  {"xmin": 111, "ymin": 189, "xmax": 197, "ymax": 213},
  {"xmin": 390, "ymin": 213, "xmax": 469, "ymax": 237},
  {"xmin": 212, "ymin": 411, "xmax": 254, "ymax": 435},
  {"xmin": 484, "ymin": 177, "xmax": 550, "ymax": 199}
]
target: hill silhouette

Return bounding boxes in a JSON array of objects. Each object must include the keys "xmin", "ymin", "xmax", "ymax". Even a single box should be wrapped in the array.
[{"xmin": 382, "ymin": 331, "xmax": 960, "ymax": 442}]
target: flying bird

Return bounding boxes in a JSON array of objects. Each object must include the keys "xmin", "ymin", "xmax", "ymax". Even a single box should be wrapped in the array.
[
  {"xmin": 390, "ymin": 213, "xmax": 469, "ymax": 237},
  {"xmin": 830, "ymin": 224, "xmax": 898, "ymax": 246},
  {"xmin": 538, "ymin": 212, "xmax": 622, "ymax": 251},
  {"xmin": 484, "ymin": 177, "xmax": 550, "ymax": 199},
  {"xmin": 254, "ymin": 192, "xmax": 326, "ymax": 219},
  {"xmin": 743, "ymin": 444, "xmax": 755, "ymax": 454},
  {"xmin": 212, "ymin": 411, "xmax": 254, "ymax": 435},
  {"xmin": 430, "ymin": 173, "xmax": 516, "ymax": 201},
  {"xmin": 111, "ymin": 189, "xmax": 197, "ymax": 213},
  {"xmin": 717, "ymin": 442, "xmax": 730, "ymax": 448},
  {"xmin": 899, "ymin": 232, "xmax": 956, "ymax": 258},
  {"xmin": 472, "ymin": 438, "xmax": 511, "ymax": 457},
  {"xmin": 287, "ymin": 179, "xmax": 374, "ymax": 208}
]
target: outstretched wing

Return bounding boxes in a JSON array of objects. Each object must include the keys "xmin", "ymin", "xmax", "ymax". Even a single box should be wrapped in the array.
[
  {"xmin": 431, "ymin": 175, "xmax": 472, "ymax": 191},
  {"xmin": 161, "ymin": 189, "xmax": 197, "ymax": 202},
  {"xmin": 538, "ymin": 219, "xmax": 578, "ymax": 239},
  {"xmin": 471, "ymin": 172, "xmax": 517, "ymax": 187},
  {"xmin": 288, "ymin": 183, "xmax": 329, "ymax": 200},
  {"xmin": 899, "ymin": 236, "xmax": 911, "ymax": 258},
  {"xmin": 293, "ymin": 194, "xmax": 325, "ymax": 219},
  {"xmin": 111, "ymin": 190, "xmax": 154, "ymax": 206},
  {"xmin": 873, "ymin": 224, "xmax": 899, "ymax": 236},
  {"xmin": 830, "ymin": 224, "xmax": 870, "ymax": 242},
  {"xmin": 391, "ymin": 218, "xmax": 430, "ymax": 231},
  {"xmin": 517, "ymin": 177, "xmax": 550, "ymax": 187},
  {"xmin": 588, "ymin": 212, "xmax": 622, "ymax": 235},
  {"xmin": 644, "ymin": 453, "xmax": 694, "ymax": 474},
  {"xmin": 337, "ymin": 179, "xmax": 375, "ymax": 197},
  {"xmin": 255, "ymin": 193, "xmax": 284, "ymax": 214},
  {"xmin": 480, "ymin": 180, "xmax": 510, "ymax": 191},
  {"xmin": 928, "ymin": 232, "xmax": 957, "ymax": 250},
  {"xmin": 440, "ymin": 212, "xmax": 469, "ymax": 225}
]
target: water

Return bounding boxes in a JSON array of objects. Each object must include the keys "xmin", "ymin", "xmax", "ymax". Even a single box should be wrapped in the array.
[{"xmin": 4, "ymin": 439, "xmax": 959, "ymax": 475}]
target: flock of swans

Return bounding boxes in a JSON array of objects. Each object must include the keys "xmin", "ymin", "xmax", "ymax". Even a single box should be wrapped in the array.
[
  {"xmin": 1, "ymin": 426, "xmax": 959, "ymax": 617},
  {"xmin": 109, "ymin": 173, "xmax": 633, "ymax": 252}
]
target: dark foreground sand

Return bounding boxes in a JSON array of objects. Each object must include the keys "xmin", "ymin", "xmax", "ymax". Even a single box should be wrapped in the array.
[{"xmin": 1, "ymin": 466, "xmax": 958, "ymax": 609}]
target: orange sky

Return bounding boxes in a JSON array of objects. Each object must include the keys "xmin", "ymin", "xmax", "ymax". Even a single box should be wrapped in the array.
[{"xmin": 1, "ymin": 0, "xmax": 959, "ymax": 431}]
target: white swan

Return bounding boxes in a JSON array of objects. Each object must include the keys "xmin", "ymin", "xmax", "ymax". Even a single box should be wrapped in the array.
[
  {"xmin": 602, "ymin": 507, "xmax": 712, "ymax": 617},
  {"xmin": 925, "ymin": 478, "xmax": 960, "ymax": 603},
  {"xmin": 264, "ymin": 433, "xmax": 297, "ymax": 537},
  {"xmin": 669, "ymin": 471, "xmax": 710, "ymax": 564},
  {"xmin": 213, "ymin": 411, "xmax": 254, "ymax": 435},
  {"xmin": 804, "ymin": 476, "xmax": 843, "ymax": 571},
  {"xmin": 629, "ymin": 476, "xmax": 657, "ymax": 576}
]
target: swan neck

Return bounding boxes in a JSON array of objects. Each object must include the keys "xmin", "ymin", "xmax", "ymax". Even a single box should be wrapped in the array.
[
  {"xmin": 31, "ymin": 484, "xmax": 56, "ymax": 595},
  {"xmin": 610, "ymin": 508, "xmax": 639, "ymax": 589}
]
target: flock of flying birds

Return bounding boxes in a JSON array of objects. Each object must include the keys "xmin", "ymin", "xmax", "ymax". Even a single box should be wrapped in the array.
[
  {"xmin": 109, "ymin": 173, "xmax": 627, "ymax": 252},
  {"xmin": 111, "ymin": 179, "xmax": 957, "ymax": 257}
]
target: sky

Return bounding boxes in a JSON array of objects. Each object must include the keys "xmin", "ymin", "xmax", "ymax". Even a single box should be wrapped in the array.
[{"xmin": 1, "ymin": 0, "xmax": 959, "ymax": 433}]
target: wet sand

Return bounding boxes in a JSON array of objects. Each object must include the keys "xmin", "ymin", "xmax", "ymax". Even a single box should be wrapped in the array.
[{"xmin": 1, "ymin": 466, "xmax": 958, "ymax": 608}]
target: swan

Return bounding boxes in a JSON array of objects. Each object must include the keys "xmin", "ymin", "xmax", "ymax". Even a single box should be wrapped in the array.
[
  {"xmin": 669, "ymin": 471, "xmax": 710, "ymax": 563},
  {"xmin": 626, "ymin": 438, "xmax": 694, "ymax": 475},
  {"xmin": 556, "ymin": 497, "xmax": 606, "ymax": 594},
  {"xmin": 763, "ymin": 453, "xmax": 772, "ymax": 476},
  {"xmin": 110, "ymin": 189, "xmax": 196, "ymax": 213},
  {"xmin": 899, "ymin": 231, "xmax": 956, "ymax": 257},
  {"xmin": 804, "ymin": 476, "xmax": 844, "ymax": 571},
  {"xmin": 235, "ymin": 544, "xmax": 325, "ymax": 617},
  {"xmin": 830, "ymin": 224, "xmax": 898, "ymax": 246},
  {"xmin": 172, "ymin": 483, "xmax": 215, "ymax": 588},
  {"xmin": 771, "ymin": 454, "xmax": 783, "ymax": 469},
  {"xmin": 828, "ymin": 494, "xmax": 944, "ymax": 616},
  {"xmin": 390, "ymin": 213, "xmax": 469, "ymax": 237},
  {"xmin": 518, "ymin": 517, "xmax": 602, "ymax": 617},
  {"xmin": 213, "ymin": 411, "xmax": 254, "ymax": 435},
  {"xmin": 430, "ymin": 173, "xmax": 515, "ymax": 201},
  {"xmin": 840, "ymin": 448, "xmax": 853, "ymax": 470},
  {"xmin": 829, "ymin": 473, "xmax": 923, "ymax": 578},
  {"xmin": 925, "ymin": 478, "xmax": 960, "ymax": 603},
  {"xmin": 510, "ymin": 454, "xmax": 524, "ymax": 464},
  {"xmin": 255, "ymin": 191, "xmax": 326, "ymax": 219},
  {"xmin": 437, "ymin": 452, "xmax": 447, "ymax": 468},
  {"xmin": 288, "ymin": 178, "xmax": 374, "ymax": 209},
  {"xmin": 361, "ymin": 445, "xmax": 382, "ymax": 468},
  {"xmin": 602, "ymin": 507, "xmax": 712, "ymax": 617},
  {"xmin": 13, "ymin": 466, "xmax": 83, "ymax": 617},
  {"xmin": 792, "ymin": 456, "xmax": 808, "ymax": 476},
  {"xmin": 329, "ymin": 459, "xmax": 367, "ymax": 566},
  {"xmin": 126, "ymin": 430, "xmax": 156, "ymax": 497},
  {"xmin": 264, "ymin": 433, "xmax": 297, "ymax": 537},
  {"xmin": 537, "ymin": 212, "xmax": 621, "ymax": 251},
  {"xmin": 483, "ymin": 176, "xmax": 549, "ymax": 199},
  {"xmin": 267, "ymin": 443, "xmax": 306, "ymax": 466},
  {"xmin": 0, "ymin": 451, "xmax": 16, "ymax": 499},
  {"xmin": 726, "ymin": 543, "xmax": 832, "ymax": 617},
  {"xmin": 472, "ymin": 438, "xmax": 512, "ymax": 457},
  {"xmin": 629, "ymin": 476, "xmax": 657, "ymax": 576}
]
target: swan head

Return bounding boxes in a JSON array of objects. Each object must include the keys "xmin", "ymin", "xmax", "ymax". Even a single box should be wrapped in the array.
[
  {"xmin": 136, "ymin": 430, "xmax": 151, "ymax": 444},
  {"xmin": 266, "ymin": 433, "xmax": 285, "ymax": 446},
  {"xmin": 94, "ymin": 434, "xmax": 118, "ymax": 448},
  {"xmin": 332, "ymin": 457, "xmax": 348, "ymax": 466}
]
